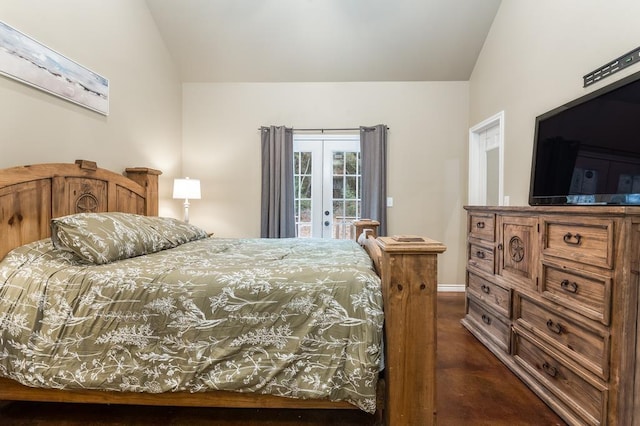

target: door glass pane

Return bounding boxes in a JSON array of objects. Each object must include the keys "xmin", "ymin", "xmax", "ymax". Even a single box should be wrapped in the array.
[
  {"xmin": 300, "ymin": 151, "xmax": 311, "ymax": 173},
  {"xmin": 300, "ymin": 175, "xmax": 311, "ymax": 198},
  {"xmin": 345, "ymin": 152, "xmax": 358, "ymax": 174},
  {"xmin": 345, "ymin": 200, "xmax": 357, "ymax": 217},
  {"xmin": 345, "ymin": 176, "xmax": 358, "ymax": 198},
  {"xmin": 333, "ymin": 199, "xmax": 344, "ymax": 217},
  {"xmin": 333, "ymin": 176, "xmax": 344, "ymax": 198},
  {"xmin": 297, "ymin": 199, "xmax": 312, "ymax": 238},
  {"xmin": 333, "ymin": 152, "xmax": 344, "ymax": 174}
]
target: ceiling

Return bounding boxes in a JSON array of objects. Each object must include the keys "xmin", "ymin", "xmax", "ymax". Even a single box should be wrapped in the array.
[{"xmin": 145, "ymin": 0, "xmax": 502, "ymax": 83}]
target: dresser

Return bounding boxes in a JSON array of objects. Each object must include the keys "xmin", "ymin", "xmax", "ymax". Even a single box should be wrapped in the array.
[{"xmin": 462, "ymin": 206, "xmax": 640, "ymax": 426}]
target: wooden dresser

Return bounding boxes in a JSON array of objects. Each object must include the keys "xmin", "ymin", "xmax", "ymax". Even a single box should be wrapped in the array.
[{"xmin": 462, "ymin": 206, "xmax": 640, "ymax": 426}]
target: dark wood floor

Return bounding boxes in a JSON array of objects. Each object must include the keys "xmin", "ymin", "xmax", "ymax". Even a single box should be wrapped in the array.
[{"xmin": 0, "ymin": 292, "xmax": 566, "ymax": 425}]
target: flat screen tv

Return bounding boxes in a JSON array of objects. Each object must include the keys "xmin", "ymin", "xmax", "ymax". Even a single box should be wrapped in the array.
[{"xmin": 530, "ymin": 71, "xmax": 640, "ymax": 205}]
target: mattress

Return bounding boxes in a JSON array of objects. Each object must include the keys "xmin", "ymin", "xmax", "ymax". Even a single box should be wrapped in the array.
[{"xmin": 0, "ymin": 236, "xmax": 383, "ymax": 412}]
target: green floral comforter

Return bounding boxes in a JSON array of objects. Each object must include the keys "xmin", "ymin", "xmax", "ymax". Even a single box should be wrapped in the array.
[{"xmin": 0, "ymin": 237, "xmax": 383, "ymax": 412}]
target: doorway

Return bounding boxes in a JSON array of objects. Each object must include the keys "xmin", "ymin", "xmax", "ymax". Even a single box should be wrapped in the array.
[
  {"xmin": 293, "ymin": 135, "xmax": 361, "ymax": 238},
  {"xmin": 469, "ymin": 111, "xmax": 505, "ymax": 206}
]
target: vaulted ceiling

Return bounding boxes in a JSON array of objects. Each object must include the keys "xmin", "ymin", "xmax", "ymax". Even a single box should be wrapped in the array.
[{"xmin": 145, "ymin": 0, "xmax": 502, "ymax": 83}]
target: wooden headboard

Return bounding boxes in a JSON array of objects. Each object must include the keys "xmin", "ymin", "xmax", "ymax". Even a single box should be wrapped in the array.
[{"xmin": 0, "ymin": 160, "xmax": 161, "ymax": 259}]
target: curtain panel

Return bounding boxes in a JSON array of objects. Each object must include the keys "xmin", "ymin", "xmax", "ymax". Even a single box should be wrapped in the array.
[
  {"xmin": 360, "ymin": 124, "xmax": 388, "ymax": 236},
  {"xmin": 260, "ymin": 126, "xmax": 295, "ymax": 238}
]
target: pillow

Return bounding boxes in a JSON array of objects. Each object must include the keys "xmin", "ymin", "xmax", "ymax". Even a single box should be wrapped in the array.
[{"xmin": 50, "ymin": 212, "xmax": 208, "ymax": 264}]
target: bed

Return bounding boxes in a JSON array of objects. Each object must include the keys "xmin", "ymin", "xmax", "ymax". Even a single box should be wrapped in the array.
[{"xmin": 0, "ymin": 160, "xmax": 446, "ymax": 425}]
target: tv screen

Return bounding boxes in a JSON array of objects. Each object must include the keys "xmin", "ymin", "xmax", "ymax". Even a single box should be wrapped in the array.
[{"xmin": 530, "ymin": 71, "xmax": 640, "ymax": 205}]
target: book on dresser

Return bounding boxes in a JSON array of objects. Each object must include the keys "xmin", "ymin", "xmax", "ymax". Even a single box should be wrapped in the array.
[{"xmin": 462, "ymin": 205, "xmax": 640, "ymax": 426}]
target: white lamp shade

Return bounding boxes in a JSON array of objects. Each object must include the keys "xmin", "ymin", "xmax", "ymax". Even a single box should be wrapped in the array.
[{"xmin": 173, "ymin": 178, "xmax": 201, "ymax": 200}]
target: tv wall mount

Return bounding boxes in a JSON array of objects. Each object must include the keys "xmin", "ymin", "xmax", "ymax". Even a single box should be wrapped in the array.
[{"xmin": 584, "ymin": 46, "xmax": 640, "ymax": 87}]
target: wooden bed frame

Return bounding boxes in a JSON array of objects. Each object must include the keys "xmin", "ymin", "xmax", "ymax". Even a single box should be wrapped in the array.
[{"xmin": 0, "ymin": 160, "xmax": 446, "ymax": 425}]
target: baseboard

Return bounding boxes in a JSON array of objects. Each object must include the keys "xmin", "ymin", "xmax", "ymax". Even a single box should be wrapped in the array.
[{"xmin": 437, "ymin": 284, "xmax": 465, "ymax": 292}]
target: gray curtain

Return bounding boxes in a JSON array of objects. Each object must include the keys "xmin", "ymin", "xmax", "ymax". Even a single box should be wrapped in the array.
[
  {"xmin": 261, "ymin": 125, "xmax": 295, "ymax": 238},
  {"xmin": 360, "ymin": 124, "xmax": 388, "ymax": 236}
]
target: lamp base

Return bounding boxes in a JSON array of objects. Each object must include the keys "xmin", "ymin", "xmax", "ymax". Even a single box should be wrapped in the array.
[{"xmin": 183, "ymin": 200, "xmax": 190, "ymax": 223}]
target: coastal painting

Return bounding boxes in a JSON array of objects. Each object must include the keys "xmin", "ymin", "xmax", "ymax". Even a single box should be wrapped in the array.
[{"xmin": 0, "ymin": 20, "xmax": 108, "ymax": 115}]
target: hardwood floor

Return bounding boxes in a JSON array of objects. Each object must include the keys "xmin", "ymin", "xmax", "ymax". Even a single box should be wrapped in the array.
[
  {"xmin": 0, "ymin": 292, "xmax": 566, "ymax": 425},
  {"xmin": 435, "ymin": 293, "xmax": 565, "ymax": 426}
]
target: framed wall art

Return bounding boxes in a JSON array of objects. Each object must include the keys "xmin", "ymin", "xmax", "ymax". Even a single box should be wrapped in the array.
[{"xmin": 0, "ymin": 20, "xmax": 109, "ymax": 115}]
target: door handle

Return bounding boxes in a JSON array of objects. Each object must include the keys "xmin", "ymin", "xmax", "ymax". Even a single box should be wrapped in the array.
[{"xmin": 324, "ymin": 221, "xmax": 330, "ymax": 226}]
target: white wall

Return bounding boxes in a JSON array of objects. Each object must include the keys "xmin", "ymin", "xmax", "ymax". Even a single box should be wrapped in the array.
[
  {"xmin": 470, "ymin": 0, "xmax": 640, "ymax": 205},
  {"xmin": 0, "ymin": 0, "xmax": 183, "ymax": 217},
  {"xmin": 183, "ymin": 82, "xmax": 469, "ymax": 285}
]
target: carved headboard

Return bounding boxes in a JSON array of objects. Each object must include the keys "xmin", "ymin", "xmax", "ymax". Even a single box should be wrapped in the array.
[{"xmin": 0, "ymin": 160, "xmax": 161, "ymax": 259}]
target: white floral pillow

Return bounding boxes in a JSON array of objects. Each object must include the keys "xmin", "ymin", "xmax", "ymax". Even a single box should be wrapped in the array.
[{"xmin": 51, "ymin": 212, "xmax": 208, "ymax": 264}]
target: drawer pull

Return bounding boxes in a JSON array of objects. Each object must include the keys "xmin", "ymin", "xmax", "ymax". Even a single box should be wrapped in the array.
[
  {"xmin": 481, "ymin": 314, "xmax": 492, "ymax": 325},
  {"xmin": 560, "ymin": 279, "xmax": 578, "ymax": 293},
  {"xmin": 562, "ymin": 232, "xmax": 582, "ymax": 245},
  {"xmin": 546, "ymin": 319, "xmax": 563, "ymax": 335},
  {"xmin": 542, "ymin": 362, "xmax": 558, "ymax": 378},
  {"xmin": 476, "ymin": 221, "xmax": 485, "ymax": 229},
  {"xmin": 480, "ymin": 284, "xmax": 491, "ymax": 294},
  {"xmin": 476, "ymin": 251, "xmax": 486, "ymax": 259}
]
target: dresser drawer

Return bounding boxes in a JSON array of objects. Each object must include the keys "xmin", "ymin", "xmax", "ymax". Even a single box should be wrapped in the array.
[
  {"xmin": 513, "ymin": 330, "xmax": 606, "ymax": 426},
  {"xmin": 467, "ymin": 295, "xmax": 510, "ymax": 353},
  {"xmin": 467, "ymin": 272, "xmax": 511, "ymax": 318},
  {"xmin": 469, "ymin": 212, "xmax": 495, "ymax": 241},
  {"xmin": 515, "ymin": 295, "xmax": 609, "ymax": 380},
  {"xmin": 541, "ymin": 217, "xmax": 614, "ymax": 269},
  {"xmin": 541, "ymin": 262, "xmax": 611, "ymax": 325},
  {"xmin": 468, "ymin": 243, "xmax": 495, "ymax": 275}
]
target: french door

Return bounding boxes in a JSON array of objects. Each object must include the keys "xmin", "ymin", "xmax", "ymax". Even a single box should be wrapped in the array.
[{"xmin": 293, "ymin": 135, "xmax": 361, "ymax": 239}]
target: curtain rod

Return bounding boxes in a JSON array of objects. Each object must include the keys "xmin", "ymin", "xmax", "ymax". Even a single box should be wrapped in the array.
[
  {"xmin": 259, "ymin": 126, "xmax": 389, "ymax": 132},
  {"xmin": 295, "ymin": 127, "xmax": 360, "ymax": 132}
]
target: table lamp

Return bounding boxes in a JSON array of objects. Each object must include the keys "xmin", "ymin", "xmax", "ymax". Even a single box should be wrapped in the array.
[{"xmin": 173, "ymin": 177, "xmax": 201, "ymax": 223}]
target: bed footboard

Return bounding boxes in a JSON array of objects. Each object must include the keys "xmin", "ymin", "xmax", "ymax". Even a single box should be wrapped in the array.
[
  {"xmin": 354, "ymin": 220, "xmax": 446, "ymax": 425},
  {"xmin": 376, "ymin": 236, "xmax": 445, "ymax": 426}
]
